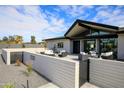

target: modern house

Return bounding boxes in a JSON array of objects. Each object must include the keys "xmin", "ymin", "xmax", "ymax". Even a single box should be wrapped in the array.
[{"xmin": 44, "ymin": 19, "xmax": 124, "ymax": 60}]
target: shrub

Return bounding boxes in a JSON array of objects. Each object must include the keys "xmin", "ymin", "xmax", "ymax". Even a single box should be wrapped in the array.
[
  {"xmin": 26, "ymin": 63, "xmax": 33, "ymax": 76},
  {"xmin": 3, "ymin": 82, "xmax": 15, "ymax": 88}
]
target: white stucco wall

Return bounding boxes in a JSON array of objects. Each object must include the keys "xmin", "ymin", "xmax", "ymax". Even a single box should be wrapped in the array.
[
  {"xmin": 46, "ymin": 39, "xmax": 71, "ymax": 53},
  {"xmin": 118, "ymin": 34, "xmax": 124, "ymax": 60},
  {"xmin": 2, "ymin": 48, "xmax": 45, "ymax": 65}
]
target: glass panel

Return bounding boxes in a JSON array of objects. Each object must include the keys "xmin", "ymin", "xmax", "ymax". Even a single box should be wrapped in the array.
[
  {"xmin": 100, "ymin": 38, "xmax": 117, "ymax": 59},
  {"xmin": 99, "ymin": 31, "xmax": 111, "ymax": 35},
  {"xmin": 84, "ymin": 40, "xmax": 96, "ymax": 53},
  {"xmin": 86, "ymin": 29, "xmax": 111, "ymax": 36}
]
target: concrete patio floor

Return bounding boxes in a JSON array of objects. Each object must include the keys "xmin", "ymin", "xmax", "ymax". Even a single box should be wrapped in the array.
[{"xmin": 0, "ymin": 54, "xmax": 49, "ymax": 88}]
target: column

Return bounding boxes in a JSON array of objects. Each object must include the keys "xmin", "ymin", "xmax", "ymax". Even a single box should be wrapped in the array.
[
  {"xmin": 96, "ymin": 39, "xmax": 100, "ymax": 54},
  {"xmin": 80, "ymin": 39, "xmax": 84, "ymax": 53},
  {"xmin": 7, "ymin": 52, "xmax": 10, "ymax": 65}
]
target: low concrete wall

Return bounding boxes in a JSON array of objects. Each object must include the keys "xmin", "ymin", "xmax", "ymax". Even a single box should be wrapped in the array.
[
  {"xmin": 1, "ymin": 48, "xmax": 45, "ymax": 65},
  {"xmin": 23, "ymin": 52, "xmax": 79, "ymax": 88},
  {"xmin": 0, "ymin": 44, "xmax": 22, "ymax": 49},
  {"xmin": 0, "ymin": 44, "xmax": 41, "ymax": 49},
  {"xmin": 89, "ymin": 58, "xmax": 124, "ymax": 88},
  {"xmin": 24, "ymin": 44, "xmax": 41, "ymax": 48}
]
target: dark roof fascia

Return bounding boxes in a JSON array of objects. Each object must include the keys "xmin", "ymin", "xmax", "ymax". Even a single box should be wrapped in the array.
[
  {"xmin": 64, "ymin": 19, "xmax": 119, "ymax": 37},
  {"xmin": 78, "ymin": 23, "xmax": 117, "ymax": 33},
  {"xmin": 69, "ymin": 34, "xmax": 118, "ymax": 39},
  {"xmin": 43, "ymin": 37, "xmax": 70, "ymax": 41},
  {"xmin": 78, "ymin": 19, "xmax": 119, "ymax": 30}
]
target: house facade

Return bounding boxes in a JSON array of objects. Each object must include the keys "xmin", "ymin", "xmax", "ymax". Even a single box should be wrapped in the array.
[{"xmin": 44, "ymin": 19, "xmax": 124, "ymax": 60}]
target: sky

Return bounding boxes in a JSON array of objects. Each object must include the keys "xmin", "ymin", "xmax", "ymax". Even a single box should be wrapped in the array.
[{"xmin": 0, "ymin": 5, "xmax": 124, "ymax": 42}]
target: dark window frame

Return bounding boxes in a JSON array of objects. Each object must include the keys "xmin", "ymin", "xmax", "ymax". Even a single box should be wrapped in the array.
[{"xmin": 57, "ymin": 42, "xmax": 64, "ymax": 48}]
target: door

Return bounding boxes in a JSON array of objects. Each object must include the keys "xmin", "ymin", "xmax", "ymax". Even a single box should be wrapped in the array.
[{"xmin": 73, "ymin": 40, "xmax": 80, "ymax": 54}]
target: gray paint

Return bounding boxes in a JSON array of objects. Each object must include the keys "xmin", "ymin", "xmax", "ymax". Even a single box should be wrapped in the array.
[
  {"xmin": 23, "ymin": 52, "xmax": 79, "ymax": 88},
  {"xmin": 118, "ymin": 34, "xmax": 124, "ymax": 60},
  {"xmin": 79, "ymin": 60, "xmax": 89, "ymax": 86},
  {"xmin": 89, "ymin": 58, "xmax": 124, "ymax": 88}
]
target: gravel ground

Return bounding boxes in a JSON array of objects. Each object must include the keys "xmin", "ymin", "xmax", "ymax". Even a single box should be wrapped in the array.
[{"xmin": 0, "ymin": 54, "xmax": 49, "ymax": 88}]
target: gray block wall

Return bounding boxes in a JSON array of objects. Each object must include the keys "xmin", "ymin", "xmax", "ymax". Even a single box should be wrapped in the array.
[
  {"xmin": 89, "ymin": 58, "xmax": 124, "ymax": 88},
  {"xmin": 23, "ymin": 52, "xmax": 79, "ymax": 88}
]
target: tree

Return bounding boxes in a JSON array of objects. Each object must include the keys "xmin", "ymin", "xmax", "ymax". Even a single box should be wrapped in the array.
[
  {"xmin": 9, "ymin": 36, "xmax": 15, "ymax": 42},
  {"xmin": 2, "ymin": 36, "xmax": 8, "ymax": 41},
  {"xmin": 31, "ymin": 36, "xmax": 36, "ymax": 44},
  {"xmin": 15, "ymin": 35, "xmax": 23, "ymax": 44}
]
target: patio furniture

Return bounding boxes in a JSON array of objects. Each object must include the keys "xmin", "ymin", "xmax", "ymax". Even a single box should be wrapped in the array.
[
  {"xmin": 40, "ymin": 51, "xmax": 45, "ymax": 54},
  {"xmin": 101, "ymin": 51, "xmax": 113, "ymax": 59},
  {"xmin": 44, "ymin": 50, "xmax": 55, "ymax": 56},
  {"xmin": 58, "ymin": 50, "xmax": 68, "ymax": 57},
  {"xmin": 89, "ymin": 51, "xmax": 98, "ymax": 58}
]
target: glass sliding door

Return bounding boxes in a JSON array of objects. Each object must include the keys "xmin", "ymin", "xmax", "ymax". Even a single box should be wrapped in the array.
[
  {"xmin": 100, "ymin": 38, "xmax": 117, "ymax": 58},
  {"xmin": 84, "ymin": 39, "xmax": 96, "ymax": 53}
]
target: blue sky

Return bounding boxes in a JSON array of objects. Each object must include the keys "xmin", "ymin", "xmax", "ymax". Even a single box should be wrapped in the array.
[{"xmin": 0, "ymin": 5, "xmax": 124, "ymax": 42}]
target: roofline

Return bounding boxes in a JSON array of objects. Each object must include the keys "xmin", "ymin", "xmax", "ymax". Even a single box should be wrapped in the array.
[
  {"xmin": 43, "ymin": 36, "xmax": 70, "ymax": 41},
  {"xmin": 78, "ymin": 19, "xmax": 119, "ymax": 30},
  {"xmin": 64, "ymin": 20, "xmax": 79, "ymax": 37},
  {"xmin": 64, "ymin": 19, "xmax": 119, "ymax": 37}
]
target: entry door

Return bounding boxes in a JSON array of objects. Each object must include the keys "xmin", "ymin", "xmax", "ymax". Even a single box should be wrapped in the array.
[{"xmin": 73, "ymin": 41, "xmax": 80, "ymax": 54}]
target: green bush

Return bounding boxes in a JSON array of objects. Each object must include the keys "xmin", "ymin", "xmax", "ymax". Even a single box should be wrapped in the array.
[
  {"xmin": 26, "ymin": 64, "xmax": 33, "ymax": 76},
  {"xmin": 3, "ymin": 82, "xmax": 15, "ymax": 88}
]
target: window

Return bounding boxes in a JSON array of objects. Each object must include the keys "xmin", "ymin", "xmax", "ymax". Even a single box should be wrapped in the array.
[
  {"xmin": 57, "ymin": 42, "xmax": 63, "ymax": 48},
  {"xmin": 84, "ymin": 40, "xmax": 96, "ymax": 53},
  {"xmin": 87, "ymin": 29, "xmax": 111, "ymax": 36}
]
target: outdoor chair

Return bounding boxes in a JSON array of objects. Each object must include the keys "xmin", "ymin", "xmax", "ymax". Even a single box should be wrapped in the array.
[
  {"xmin": 44, "ymin": 50, "xmax": 55, "ymax": 56},
  {"xmin": 58, "ymin": 50, "xmax": 68, "ymax": 57},
  {"xmin": 101, "ymin": 51, "xmax": 113, "ymax": 59}
]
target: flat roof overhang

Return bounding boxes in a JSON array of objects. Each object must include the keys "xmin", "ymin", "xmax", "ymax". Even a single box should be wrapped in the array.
[
  {"xmin": 69, "ymin": 34, "xmax": 118, "ymax": 40},
  {"xmin": 65, "ymin": 19, "xmax": 119, "ymax": 38}
]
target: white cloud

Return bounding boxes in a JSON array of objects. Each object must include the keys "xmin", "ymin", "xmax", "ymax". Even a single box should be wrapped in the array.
[
  {"xmin": 58, "ymin": 5, "xmax": 93, "ymax": 18},
  {"xmin": 91, "ymin": 6, "xmax": 124, "ymax": 27},
  {"xmin": 0, "ymin": 5, "xmax": 67, "ymax": 42}
]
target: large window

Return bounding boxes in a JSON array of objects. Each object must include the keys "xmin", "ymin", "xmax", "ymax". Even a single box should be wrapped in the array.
[
  {"xmin": 100, "ymin": 38, "xmax": 117, "ymax": 53},
  {"xmin": 84, "ymin": 40, "xmax": 96, "ymax": 53},
  {"xmin": 57, "ymin": 42, "xmax": 64, "ymax": 48}
]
